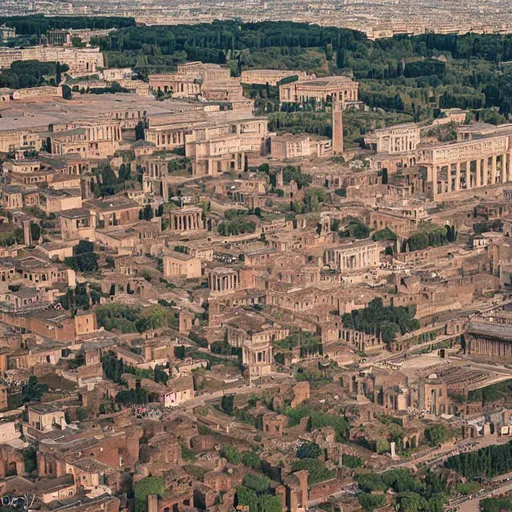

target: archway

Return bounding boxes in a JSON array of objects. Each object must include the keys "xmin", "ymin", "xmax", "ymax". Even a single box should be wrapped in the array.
[
  {"xmin": 6, "ymin": 461, "xmax": 17, "ymax": 477},
  {"xmin": 351, "ymin": 375, "xmax": 357, "ymax": 393}
]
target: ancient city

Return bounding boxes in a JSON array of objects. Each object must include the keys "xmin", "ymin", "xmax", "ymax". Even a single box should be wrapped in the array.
[{"xmin": 0, "ymin": 10, "xmax": 511, "ymax": 512}]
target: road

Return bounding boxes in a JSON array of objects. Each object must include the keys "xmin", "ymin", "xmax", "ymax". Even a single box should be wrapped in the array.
[{"xmin": 453, "ymin": 480, "xmax": 512, "ymax": 512}]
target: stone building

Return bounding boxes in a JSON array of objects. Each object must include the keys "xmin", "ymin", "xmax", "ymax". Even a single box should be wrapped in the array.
[
  {"xmin": 241, "ymin": 69, "xmax": 311, "ymax": 86},
  {"xmin": 279, "ymin": 75, "xmax": 359, "ymax": 105},
  {"xmin": 0, "ymin": 45, "xmax": 104, "ymax": 73},
  {"xmin": 149, "ymin": 61, "xmax": 242, "ymax": 101},
  {"xmin": 26, "ymin": 403, "xmax": 67, "ymax": 435},
  {"xmin": 59, "ymin": 208, "xmax": 96, "ymax": 241},
  {"xmin": 370, "ymin": 123, "xmax": 421, "ymax": 154},
  {"xmin": 0, "ymin": 25, "xmax": 15, "ymax": 42},
  {"xmin": 418, "ymin": 376, "xmax": 449, "ymax": 415},
  {"xmin": 185, "ymin": 116, "xmax": 269, "ymax": 176},
  {"xmin": 323, "ymin": 240, "xmax": 382, "ymax": 272},
  {"xmin": 225, "ymin": 311, "xmax": 288, "ymax": 348},
  {"xmin": 417, "ymin": 124, "xmax": 512, "ymax": 199},
  {"xmin": 144, "ymin": 111, "xmax": 207, "ymax": 151},
  {"xmin": 465, "ymin": 313, "xmax": 512, "ymax": 358},
  {"xmin": 271, "ymin": 134, "xmax": 333, "ymax": 160},
  {"xmin": 280, "ymin": 471, "xmax": 308, "ymax": 512},
  {"xmin": 207, "ymin": 267, "xmax": 256, "ymax": 295},
  {"xmin": 242, "ymin": 338, "xmax": 273, "ymax": 378},
  {"xmin": 50, "ymin": 120, "xmax": 122, "ymax": 159},
  {"xmin": 83, "ymin": 197, "xmax": 141, "ymax": 228},
  {"xmin": 168, "ymin": 206, "xmax": 204, "ymax": 233},
  {"xmin": 370, "ymin": 206, "xmax": 429, "ymax": 237},
  {"xmin": 163, "ymin": 251, "xmax": 202, "ymax": 280}
]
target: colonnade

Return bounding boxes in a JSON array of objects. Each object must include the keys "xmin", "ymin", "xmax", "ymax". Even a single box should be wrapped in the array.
[
  {"xmin": 153, "ymin": 130, "xmax": 186, "ymax": 148},
  {"xmin": 340, "ymin": 328, "xmax": 381, "ymax": 352},
  {"xmin": 467, "ymin": 335, "xmax": 512, "ymax": 358},
  {"xmin": 86, "ymin": 124, "xmax": 121, "ymax": 142},
  {"xmin": 208, "ymin": 270, "xmax": 239, "ymax": 293},
  {"xmin": 429, "ymin": 152, "xmax": 512, "ymax": 199},
  {"xmin": 170, "ymin": 209, "xmax": 203, "ymax": 232},
  {"xmin": 324, "ymin": 244, "xmax": 380, "ymax": 271}
]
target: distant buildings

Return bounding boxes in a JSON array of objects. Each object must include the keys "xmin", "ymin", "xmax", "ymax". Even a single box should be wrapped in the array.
[
  {"xmin": 241, "ymin": 69, "xmax": 312, "ymax": 86},
  {"xmin": 149, "ymin": 61, "xmax": 243, "ymax": 102},
  {"xmin": 0, "ymin": 46, "xmax": 104, "ymax": 73},
  {"xmin": 0, "ymin": 25, "xmax": 15, "ymax": 42}
]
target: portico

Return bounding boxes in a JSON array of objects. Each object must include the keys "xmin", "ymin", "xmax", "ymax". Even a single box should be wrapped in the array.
[
  {"xmin": 242, "ymin": 340, "xmax": 273, "ymax": 378},
  {"xmin": 169, "ymin": 207, "xmax": 204, "ymax": 232},
  {"xmin": 324, "ymin": 240, "xmax": 381, "ymax": 272},
  {"xmin": 418, "ymin": 135, "xmax": 512, "ymax": 199},
  {"xmin": 208, "ymin": 267, "xmax": 240, "ymax": 295}
]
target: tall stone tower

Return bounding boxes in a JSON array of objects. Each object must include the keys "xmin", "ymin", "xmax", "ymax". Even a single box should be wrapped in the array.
[{"xmin": 332, "ymin": 100, "xmax": 344, "ymax": 154}]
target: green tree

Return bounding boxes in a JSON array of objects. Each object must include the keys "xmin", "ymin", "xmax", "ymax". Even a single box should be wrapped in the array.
[
  {"xmin": 174, "ymin": 345, "xmax": 186, "ymax": 359},
  {"xmin": 481, "ymin": 498, "xmax": 512, "ymax": 512},
  {"xmin": 242, "ymin": 451, "xmax": 261, "ymax": 469},
  {"xmin": 243, "ymin": 474, "xmax": 270, "ymax": 494},
  {"xmin": 55, "ymin": 61, "xmax": 62, "ymax": 84},
  {"xmin": 342, "ymin": 454, "xmax": 363, "ymax": 468},
  {"xmin": 134, "ymin": 476, "xmax": 165, "ymax": 512},
  {"xmin": 376, "ymin": 438, "xmax": 390, "ymax": 454},
  {"xmin": 396, "ymin": 492, "xmax": 428, "ymax": 512},
  {"xmin": 135, "ymin": 121, "xmax": 145, "ymax": 140},
  {"xmin": 291, "ymin": 458, "xmax": 335, "ymax": 484},
  {"xmin": 357, "ymin": 473, "xmax": 387, "ymax": 493},
  {"xmin": 220, "ymin": 445, "xmax": 241, "ymax": 464},
  {"xmin": 236, "ymin": 486, "xmax": 259, "ymax": 511},
  {"xmin": 381, "ymin": 322, "xmax": 401, "ymax": 344},
  {"xmin": 62, "ymin": 84, "xmax": 72, "ymax": 99},
  {"xmin": 296, "ymin": 441, "xmax": 322, "ymax": 459},
  {"xmin": 153, "ymin": 365, "xmax": 169, "ymax": 385},
  {"xmin": 358, "ymin": 493, "xmax": 386, "ymax": 512},
  {"xmin": 424, "ymin": 424, "xmax": 450, "ymax": 447},
  {"xmin": 22, "ymin": 446, "xmax": 38, "ymax": 474},
  {"xmin": 22, "ymin": 376, "xmax": 48, "ymax": 403},
  {"xmin": 29, "ymin": 223, "xmax": 41, "ymax": 243}
]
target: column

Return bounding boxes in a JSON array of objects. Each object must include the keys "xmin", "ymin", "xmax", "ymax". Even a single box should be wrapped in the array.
[
  {"xmin": 476, "ymin": 159, "xmax": 481, "ymax": 188},
  {"xmin": 464, "ymin": 162, "xmax": 471, "ymax": 189},
  {"xmin": 432, "ymin": 166, "xmax": 438, "ymax": 199},
  {"xmin": 503, "ymin": 153, "xmax": 508, "ymax": 183},
  {"xmin": 455, "ymin": 162, "xmax": 461, "ymax": 191},
  {"xmin": 483, "ymin": 157, "xmax": 489, "ymax": 186},
  {"xmin": 492, "ymin": 155, "xmax": 497, "ymax": 184}
]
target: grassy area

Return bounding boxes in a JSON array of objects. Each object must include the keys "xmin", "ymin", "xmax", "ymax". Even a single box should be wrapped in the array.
[{"xmin": 191, "ymin": 350, "xmax": 239, "ymax": 367}]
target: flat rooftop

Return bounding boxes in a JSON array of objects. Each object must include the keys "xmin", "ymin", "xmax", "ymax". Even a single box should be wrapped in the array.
[{"xmin": 0, "ymin": 94, "xmax": 203, "ymax": 133}]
